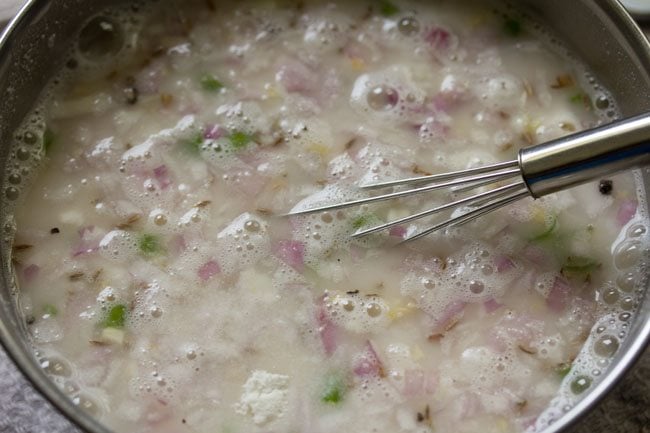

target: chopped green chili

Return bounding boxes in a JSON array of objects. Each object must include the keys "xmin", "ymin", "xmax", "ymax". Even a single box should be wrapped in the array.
[
  {"xmin": 321, "ymin": 373, "xmax": 346, "ymax": 404},
  {"xmin": 530, "ymin": 215, "xmax": 557, "ymax": 242},
  {"xmin": 570, "ymin": 93, "xmax": 584, "ymax": 104},
  {"xmin": 103, "ymin": 304, "xmax": 127, "ymax": 329},
  {"xmin": 351, "ymin": 213, "xmax": 382, "ymax": 231},
  {"xmin": 561, "ymin": 255, "xmax": 600, "ymax": 281},
  {"xmin": 378, "ymin": 0, "xmax": 399, "ymax": 17},
  {"xmin": 42, "ymin": 304, "xmax": 58, "ymax": 317},
  {"xmin": 228, "ymin": 130, "xmax": 253, "ymax": 150},
  {"xmin": 200, "ymin": 74, "xmax": 225, "ymax": 92},
  {"xmin": 138, "ymin": 233, "xmax": 163, "ymax": 256},
  {"xmin": 183, "ymin": 132, "xmax": 204, "ymax": 155},
  {"xmin": 43, "ymin": 128, "xmax": 55, "ymax": 155},
  {"xmin": 569, "ymin": 92, "xmax": 592, "ymax": 110},
  {"xmin": 555, "ymin": 362, "xmax": 572, "ymax": 378}
]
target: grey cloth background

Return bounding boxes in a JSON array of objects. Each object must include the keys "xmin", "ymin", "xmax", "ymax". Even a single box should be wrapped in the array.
[{"xmin": 0, "ymin": 4, "xmax": 649, "ymax": 433}]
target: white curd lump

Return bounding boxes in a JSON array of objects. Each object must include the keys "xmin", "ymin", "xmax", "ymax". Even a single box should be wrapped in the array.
[{"xmin": 4, "ymin": 0, "xmax": 648, "ymax": 432}]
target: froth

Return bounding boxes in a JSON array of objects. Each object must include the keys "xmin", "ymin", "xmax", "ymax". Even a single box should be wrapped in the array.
[
  {"xmin": 499, "ymin": 5, "xmax": 620, "ymax": 124},
  {"xmin": 350, "ymin": 67, "xmax": 427, "ymax": 126},
  {"xmin": 99, "ymin": 230, "xmax": 138, "ymax": 262},
  {"xmin": 324, "ymin": 291, "xmax": 390, "ymax": 334},
  {"xmin": 401, "ymin": 243, "xmax": 522, "ymax": 322},
  {"xmin": 215, "ymin": 212, "xmax": 270, "ymax": 275},
  {"xmin": 2, "ymin": 1, "xmax": 153, "ymax": 211},
  {"xmin": 289, "ymin": 184, "xmax": 372, "ymax": 264},
  {"xmin": 533, "ymin": 189, "xmax": 649, "ymax": 430}
]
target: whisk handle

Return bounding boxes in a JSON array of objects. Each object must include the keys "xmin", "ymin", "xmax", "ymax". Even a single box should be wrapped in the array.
[{"xmin": 519, "ymin": 112, "xmax": 650, "ymax": 198}]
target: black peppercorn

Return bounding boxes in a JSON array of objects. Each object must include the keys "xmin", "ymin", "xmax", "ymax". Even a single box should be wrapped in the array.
[
  {"xmin": 599, "ymin": 179, "xmax": 613, "ymax": 195},
  {"xmin": 50, "ymin": 227, "xmax": 60, "ymax": 234},
  {"xmin": 124, "ymin": 86, "xmax": 139, "ymax": 105}
]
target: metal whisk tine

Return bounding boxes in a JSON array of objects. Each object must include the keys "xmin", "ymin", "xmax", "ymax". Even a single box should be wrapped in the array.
[
  {"xmin": 351, "ymin": 181, "xmax": 526, "ymax": 238},
  {"xmin": 449, "ymin": 169, "xmax": 520, "ymax": 194},
  {"xmin": 359, "ymin": 160, "xmax": 519, "ymax": 190},
  {"xmin": 286, "ymin": 113, "xmax": 650, "ymax": 240},
  {"xmin": 403, "ymin": 187, "xmax": 530, "ymax": 242},
  {"xmin": 287, "ymin": 165, "xmax": 522, "ymax": 217}
]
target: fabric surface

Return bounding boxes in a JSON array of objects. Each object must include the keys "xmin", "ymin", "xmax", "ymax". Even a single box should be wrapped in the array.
[
  {"xmin": 0, "ymin": 4, "xmax": 649, "ymax": 433},
  {"xmin": 0, "ymin": 348, "xmax": 80, "ymax": 433}
]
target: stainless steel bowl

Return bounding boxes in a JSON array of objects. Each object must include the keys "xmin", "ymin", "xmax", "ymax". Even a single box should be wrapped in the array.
[{"xmin": 0, "ymin": 1, "xmax": 649, "ymax": 432}]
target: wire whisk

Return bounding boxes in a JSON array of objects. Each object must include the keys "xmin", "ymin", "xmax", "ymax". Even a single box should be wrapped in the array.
[{"xmin": 287, "ymin": 113, "xmax": 650, "ymax": 242}]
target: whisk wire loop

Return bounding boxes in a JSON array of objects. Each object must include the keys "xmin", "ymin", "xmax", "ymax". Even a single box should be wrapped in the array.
[
  {"xmin": 358, "ymin": 160, "xmax": 519, "ymax": 190},
  {"xmin": 286, "ymin": 112, "xmax": 650, "ymax": 240},
  {"xmin": 351, "ymin": 180, "xmax": 527, "ymax": 238},
  {"xmin": 287, "ymin": 166, "xmax": 521, "ymax": 217},
  {"xmin": 402, "ymin": 187, "xmax": 530, "ymax": 242}
]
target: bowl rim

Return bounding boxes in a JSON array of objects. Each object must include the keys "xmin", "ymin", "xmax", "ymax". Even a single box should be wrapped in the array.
[
  {"xmin": 0, "ymin": 1, "xmax": 649, "ymax": 433},
  {"xmin": 0, "ymin": 4, "xmax": 125, "ymax": 433}
]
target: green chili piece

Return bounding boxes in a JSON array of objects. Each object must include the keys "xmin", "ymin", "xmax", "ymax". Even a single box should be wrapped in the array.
[
  {"xmin": 570, "ymin": 93, "xmax": 584, "ymax": 104},
  {"xmin": 104, "ymin": 304, "xmax": 127, "ymax": 329},
  {"xmin": 569, "ymin": 92, "xmax": 592, "ymax": 110},
  {"xmin": 200, "ymin": 74, "xmax": 225, "ymax": 92},
  {"xmin": 138, "ymin": 233, "xmax": 163, "ymax": 256},
  {"xmin": 378, "ymin": 0, "xmax": 399, "ymax": 17},
  {"xmin": 42, "ymin": 304, "xmax": 58, "ymax": 317},
  {"xmin": 555, "ymin": 362, "xmax": 572, "ymax": 378},
  {"xmin": 43, "ymin": 128, "xmax": 55, "ymax": 155},
  {"xmin": 561, "ymin": 255, "xmax": 600, "ymax": 281},
  {"xmin": 351, "ymin": 213, "xmax": 382, "ymax": 231},
  {"xmin": 228, "ymin": 130, "xmax": 253, "ymax": 150},
  {"xmin": 529, "ymin": 216, "xmax": 557, "ymax": 242},
  {"xmin": 321, "ymin": 373, "xmax": 346, "ymax": 404},
  {"xmin": 183, "ymin": 132, "xmax": 204, "ymax": 155}
]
